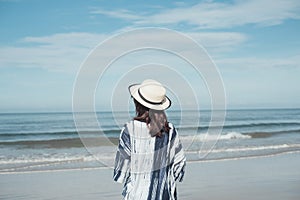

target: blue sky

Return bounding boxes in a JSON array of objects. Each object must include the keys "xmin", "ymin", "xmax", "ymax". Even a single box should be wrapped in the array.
[{"xmin": 1, "ymin": 0, "xmax": 300, "ymax": 112}]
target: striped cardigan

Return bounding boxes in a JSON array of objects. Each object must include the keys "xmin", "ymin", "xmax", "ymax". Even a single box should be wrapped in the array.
[{"xmin": 113, "ymin": 120, "xmax": 186, "ymax": 200}]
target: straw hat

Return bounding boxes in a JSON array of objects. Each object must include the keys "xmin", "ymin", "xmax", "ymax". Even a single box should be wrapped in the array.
[{"xmin": 128, "ymin": 79, "xmax": 171, "ymax": 110}]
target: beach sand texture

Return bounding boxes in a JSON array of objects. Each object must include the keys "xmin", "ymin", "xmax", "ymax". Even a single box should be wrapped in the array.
[{"xmin": 1, "ymin": 152, "xmax": 299, "ymax": 200}]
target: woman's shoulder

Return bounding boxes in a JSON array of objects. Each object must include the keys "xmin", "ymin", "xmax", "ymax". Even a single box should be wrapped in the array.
[
  {"xmin": 168, "ymin": 122, "xmax": 175, "ymax": 129},
  {"xmin": 124, "ymin": 120, "xmax": 147, "ymax": 128},
  {"xmin": 167, "ymin": 122, "xmax": 180, "ymax": 141},
  {"xmin": 123, "ymin": 120, "xmax": 149, "ymax": 137}
]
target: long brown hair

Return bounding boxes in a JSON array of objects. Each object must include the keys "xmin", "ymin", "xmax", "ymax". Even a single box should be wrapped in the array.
[{"xmin": 133, "ymin": 99, "xmax": 170, "ymax": 137}]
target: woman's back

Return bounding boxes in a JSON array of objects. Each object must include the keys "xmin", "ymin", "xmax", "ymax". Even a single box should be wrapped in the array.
[
  {"xmin": 114, "ymin": 120, "xmax": 186, "ymax": 200},
  {"xmin": 113, "ymin": 79, "xmax": 186, "ymax": 200}
]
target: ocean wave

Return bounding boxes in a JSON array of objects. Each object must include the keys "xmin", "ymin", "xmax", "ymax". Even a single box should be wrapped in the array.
[
  {"xmin": 180, "ymin": 132, "xmax": 251, "ymax": 141},
  {"xmin": 220, "ymin": 132, "xmax": 251, "ymax": 139},
  {"xmin": 1, "ymin": 128, "xmax": 300, "ymax": 147},
  {"xmin": 0, "ymin": 155, "xmax": 86, "ymax": 165},
  {"xmin": 2, "ymin": 144, "xmax": 299, "ymax": 165},
  {"xmin": 177, "ymin": 121, "xmax": 300, "ymax": 130},
  {"xmin": 0, "ymin": 153, "xmax": 112, "ymax": 174},
  {"xmin": 1, "ymin": 121, "xmax": 300, "ymax": 143},
  {"xmin": 1, "ymin": 121, "xmax": 300, "ymax": 136},
  {"xmin": 185, "ymin": 143, "xmax": 300, "ymax": 154},
  {"xmin": 223, "ymin": 122, "xmax": 300, "ymax": 129},
  {"xmin": 247, "ymin": 129, "xmax": 300, "ymax": 138},
  {"xmin": 0, "ymin": 129, "xmax": 120, "ymax": 137},
  {"xmin": 1, "ymin": 143, "xmax": 300, "ymax": 174},
  {"xmin": 180, "ymin": 129, "xmax": 300, "ymax": 141}
]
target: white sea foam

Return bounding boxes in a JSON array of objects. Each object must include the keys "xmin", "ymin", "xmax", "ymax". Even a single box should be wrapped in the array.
[
  {"xmin": 0, "ymin": 155, "xmax": 88, "ymax": 165},
  {"xmin": 180, "ymin": 131, "xmax": 251, "ymax": 142},
  {"xmin": 0, "ymin": 153, "xmax": 114, "ymax": 166},
  {"xmin": 1, "ymin": 143, "xmax": 300, "ymax": 174},
  {"xmin": 220, "ymin": 132, "xmax": 252, "ymax": 139},
  {"xmin": 1, "ymin": 143, "xmax": 300, "ymax": 167},
  {"xmin": 185, "ymin": 143, "xmax": 300, "ymax": 154}
]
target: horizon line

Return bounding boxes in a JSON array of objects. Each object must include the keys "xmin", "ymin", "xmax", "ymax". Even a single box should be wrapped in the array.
[{"xmin": 1, "ymin": 107, "xmax": 300, "ymax": 114}]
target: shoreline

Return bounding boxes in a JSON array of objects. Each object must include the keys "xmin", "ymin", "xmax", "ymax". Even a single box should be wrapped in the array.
[{"xmin": 1, "ymin": 149, "xmax": 300, "ymax": 175}]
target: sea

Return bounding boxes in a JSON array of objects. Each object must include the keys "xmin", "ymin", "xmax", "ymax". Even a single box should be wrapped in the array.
[{"xmin": 1, "ymin": 109, "xmax": 300, "ymax": 174}]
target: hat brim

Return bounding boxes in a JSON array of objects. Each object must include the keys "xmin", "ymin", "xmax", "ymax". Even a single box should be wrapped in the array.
[{"xmin": 128, "ymin": 84, "xmax": 171, "ymax": 110}]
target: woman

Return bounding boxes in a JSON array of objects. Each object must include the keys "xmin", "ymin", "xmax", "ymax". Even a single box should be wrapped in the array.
[{"xmin": 113, "ymin": 79, "xmax": 186, "ymax": 200}]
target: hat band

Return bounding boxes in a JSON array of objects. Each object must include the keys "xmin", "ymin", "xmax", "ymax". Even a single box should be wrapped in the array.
[{"xmin": 138, "ymin": 89, "xmax": 163, "ymax": 105}]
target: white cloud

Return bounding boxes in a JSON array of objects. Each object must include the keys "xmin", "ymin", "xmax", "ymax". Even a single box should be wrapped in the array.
[
  {"xmin": 0, "ymin": 30, "xmax": 247, "ymax": 72},
  {"xmin": 22, "ymin": 32, "xmax": 106, "ymax": 47},
  {"xmin": 186, "ymin": 32, "xmax": 247, "ymax": 52},
  {"xmin": 216, "ymin": 55, "xmax": 300, "ymax": 69},
  {"xmin": 92, "ymin": 0, "xmax": 300, "ymax": 29},
  {"xmin": 0, "ymin": 33, "xmax": 108, "ymax": 72},
  {"xmin": 90, "ymin": 9, "xmax": 141, "ymax": 20}
]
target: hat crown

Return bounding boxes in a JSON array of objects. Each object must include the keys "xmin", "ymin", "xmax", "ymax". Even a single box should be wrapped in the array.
[
  {"xmin": 128, "ymin": 79, "xmax": 171, "ymax": 110},
  {"xmin": 139, "ymin": 80, "xmax": 166, "ymax": 103}
]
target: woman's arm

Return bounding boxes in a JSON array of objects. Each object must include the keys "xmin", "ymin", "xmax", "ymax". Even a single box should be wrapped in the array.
[
  {"xmin": 113, "ymin": 126, "xmax": 131, "ymax": 183},
  {"xmin": 170, "ymin": 126, "xmax": 186, "ymax": 182}
]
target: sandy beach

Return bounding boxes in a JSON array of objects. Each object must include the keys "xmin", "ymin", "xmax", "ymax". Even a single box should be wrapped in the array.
[{"xmin": 1, "ymin": 152, "xmax": 299, "ymax": 200}]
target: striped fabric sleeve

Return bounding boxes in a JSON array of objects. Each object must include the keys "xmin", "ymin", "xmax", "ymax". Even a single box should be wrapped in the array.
[
  {"xmin": 172, "ymin": 128, "xmax": 186, "ymax": 182},
  {"xmin": 113, "ymin": 126, "xmax": 131, "ymax": 183}
]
